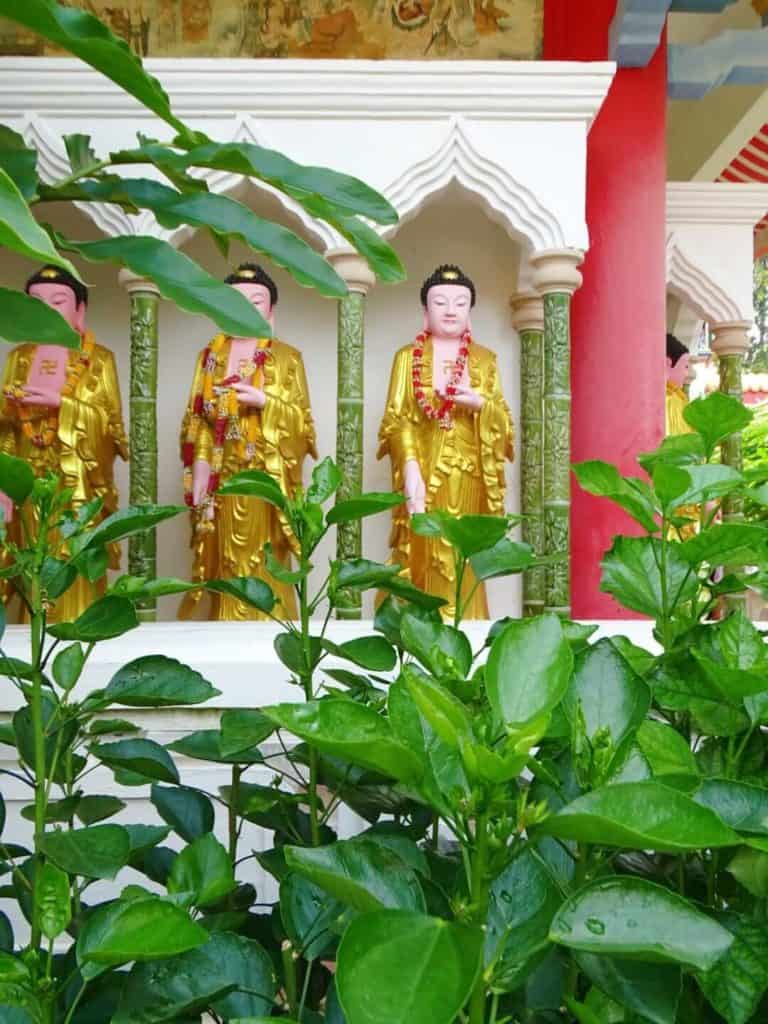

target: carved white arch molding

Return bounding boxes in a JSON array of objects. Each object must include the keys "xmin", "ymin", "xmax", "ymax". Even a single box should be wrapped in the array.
[
  {"xmin": 666, "ymin": 232, "xmax": 740, "ymax": 324},
  {"xmin": 666, "ymin": 182, "xmax": 768, "ymax": 324},
  {"xmin": 382, "ymin": 117, "xmax": 564, "ymax": 252},
  {"xmin": 0, "ymin": 58, "xmax": 615, "ymax": 255}
]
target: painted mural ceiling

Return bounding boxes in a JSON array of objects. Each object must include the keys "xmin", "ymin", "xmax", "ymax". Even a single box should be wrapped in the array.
[{"xmin": 0, "ymin": 0, "xmax": 543, "ymax": 59}]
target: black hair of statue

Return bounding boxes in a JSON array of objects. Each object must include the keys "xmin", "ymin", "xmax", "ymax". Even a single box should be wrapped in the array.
[
  {"xmin": 25, "ymin": 265, "xmax": 88, "ymax": 307},
  {"xmin": 420, "ymin": 264, "xmax": 476, "ymax": 308},
  {"xmin": 224, "ymin": 262, "xmax": 279, "ymax": 306},
  {"xmin": 666, "ymin": 332, "xmax": 689, "ymax": 367}
]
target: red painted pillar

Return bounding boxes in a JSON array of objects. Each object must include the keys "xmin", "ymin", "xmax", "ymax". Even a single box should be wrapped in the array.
[{"xmin": 545, "ymin": 0, "xmax": 667, "ymax": 618}]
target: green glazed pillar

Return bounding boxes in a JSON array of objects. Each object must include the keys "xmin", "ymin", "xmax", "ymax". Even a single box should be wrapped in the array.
[
  {"xmin": 512, "ymin": 293, "xmax": 546, "ymax": 617},
  {"xmin": 531, "ymin": 251, "xmax": 583, "ymax": 619},
  {"xmin": 329, "ymin": 253, "xmax": 375, "ymax": 620},
  {"xmin": 120, "ymin": 271, "xmax": 160, "ymax": 621},
  {"xmin": 712, "ymin": 321, "xmax": 751, "ymax": 612}
]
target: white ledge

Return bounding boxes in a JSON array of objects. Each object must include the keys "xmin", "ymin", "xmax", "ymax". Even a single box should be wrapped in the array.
[{"xmin": 0, "ymin": 57, "xmax": 615, "ymax": 124}]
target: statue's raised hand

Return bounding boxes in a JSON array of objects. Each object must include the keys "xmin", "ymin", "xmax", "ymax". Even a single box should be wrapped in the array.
[
  {"xmin": 0, "ymin": 491, "xmax": 13, "ymax": 524},
  {"xmin": 404, "ymin": 458, "xmax": 426, "ymax": 516},
  {"xmin": 445, "ymin": 385, "xmax": 484, "ymax": 411},
  {"xmin": 231, "ymin": 381, "xmax": 267, "ymax": 409}
]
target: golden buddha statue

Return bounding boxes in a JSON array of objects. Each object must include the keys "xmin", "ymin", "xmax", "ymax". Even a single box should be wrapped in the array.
[
  {"xmin": 0, "ymin": 265, "xmax": 128, "ymax": 621},
  {"xmin": 378, "ymin": 264, "xmax": 514, "ymax": 619},
  {"xmin": 179, "ymin": 263, "xmax": 316, "ymax": 621},
  {"xmin": 665, "ymin": 333, "xmax": 693, "ymax": 437},
  {"xmin": 665, "ymin": 332, "xmax": 697, "ymax": 539}
]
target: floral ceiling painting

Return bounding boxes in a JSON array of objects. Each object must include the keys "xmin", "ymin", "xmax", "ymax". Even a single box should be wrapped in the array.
[{"xmin": 0, "ymin": 0, "xmax": 542, "ymax": 59}]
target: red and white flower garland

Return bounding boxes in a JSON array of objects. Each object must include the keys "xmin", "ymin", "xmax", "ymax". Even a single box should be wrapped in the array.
[{"xmin": 412, "ymin": 329, "xmax": 471, "ymax": 430}]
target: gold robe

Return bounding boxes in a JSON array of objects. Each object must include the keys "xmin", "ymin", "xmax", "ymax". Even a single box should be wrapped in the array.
[
  {"xmin": 179, "ymin": 336, "xmax": 316, "ymax": 621},
  {"xmin": 665, "ymin": 381, "xmax": 692, "ymax": 437},
  {"xmin": 378, "ymin": 339, "xmax": 514, "ymax": 619},
  {"xmin": 0, "ymin": 337, "xmax": 128, "ymax": 621}
]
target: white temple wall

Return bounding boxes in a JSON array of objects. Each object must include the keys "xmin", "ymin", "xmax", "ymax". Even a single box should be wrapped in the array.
[{"xmin": 0, "ymin": 182, "xmax": 523, "ymax": 620}]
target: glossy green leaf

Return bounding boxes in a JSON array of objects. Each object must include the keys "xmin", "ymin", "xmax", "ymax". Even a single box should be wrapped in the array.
[
  {"xmin": 600, "ymin": 536, "xmax": 697, "ymax": 618},
  {"xmin": 205, "ymin": 577, "xmax": 275, "ymax": 614},
  {"xmin": 151, "ymin": 784, "xmax": 214, "ymax": 843},
  {"xmin": 486, "ymin": 848, "xmax": 562, "ymax": 992},
  {"xmin": 295, "ymin": 198, "xmax": 404, "ymax": 281},
  {"xmin": 0, "ymin": 165, "xmax": 77, "ymax": 271},
  {"xmin": 378, "ymin": 574, "xmax": 447, "ymax": 610},
  {"xmin": 39, "ymin": 824, "xmax": 130, "ymax": 879},
  {"xmin": 216, "ymin": 468, "xmax": 285, "ymax": 507},
  {"xmin": 400, "ymin": 610, "xmax": 472, "ymax": 677},
  {"xmin": 34, "ymin": 861, "xmax": 70, "ymax": 940},
  {"xmin": 76, "ymin": 795, "xmax": 126, "ymax": 825},
  {"xmin": 263, "ymin": 700, "xmax": 423, "ymax": 783},
  {"xmin": 307, "ymin": 455, "xmax": 344, "ymax": 502},
  {"xmin": 636, "ymin": 720, "xmax": 698, "ymax": 779},
  {"xmin": 469, "ymin": 538, "xmax": 535, "ymax": 581},
  {"xmin": 0, "ymin": 288, "xmax": 80, "ymax": 348},
  {"xmin": 332, "ymin": 558, "xmax": 402, "ymax": 592},
  {"xmin": 0, "ymin": 452, "xmax": 34, "ymax": 505},
  {"xmin": 77, "ymin": 896, "xmax": 208, "ymax": 970},
  {"xmin": 285, "ymin": 838, "xmax": 425, "ymax": 912},
  {"xmin": 563, "ymin": 639, "xmax": 650, "ymax": 766},
  {"xmin": 80, "ymin": 503, "xmax": 184, "ymax": 549},
  {"xmin": 52, "ymin": 642, "xmax": 84, "ymax": 691},
  {"xmin": 678, "ymin": 524, "xmax": 768, "ymax": 567},
  {"xmin": 220, "ymin": 708, "xmax": 275, "ymax": 756},
  {"xmin": 411, "ymin": 510, "xmax": 509, "ymax": 557},
  {"xmin": 403, "ymin": 664, "xmax": 472, "ymax": 753},
  {"xmin": 56, "ymin": 234, "xmax": 275, "ymax": 337},
  {"xmin": 48, "ymin": 595, "xmax": 138, "ymax": 641},
  {"xmin": 676, "ymin": 464, "xmax": 744, "ymax": 506},
  {"xmin": 92, "ymin": 738, "xmax": 179, "ymax": 783},
  {"xmin": 49, "ymin": 176, "xmax": 348, "ymax": 297},
  {"xmin": 337, "ymin": 911, "xmax": 483, "ymax": 1024},
  {"xmin": 693, "ymin": 779, "xmax": 768, "ymax": 835},
  {"xmin": 324, "ymin": 635, "xmax": 397, "ymax": 672},
  {"xmin": 102, "ymin": 655, "xmax": 219, "ymax": 707},
  {"xmin": 0, "ymin": 124, "xmax": 38, "ymax": 200},
  {"xmin": 684, "ymin": 391, "xmax": 753, "ymax": 457},
  {"xmin": 573, "ymin": 460, "xmax": 659, "ymax": 532},
  {"xmin": 652, "ymin": 462, "xmax": 692, "ymax": 513},
  {"xmin": 88, "ymin": 718, "xmax": 140, "ymax": 737},
  {"xmin": 280, "ymin": 873, "xmax": 345, "ymax": 960},
  {"xmin": 550, "ymin": 876, "xmax": 732, "ymax": 970},
  {"xmin": 486, "ymin": 614, "xmax": 573, "ymax": 728},
  {"xmin": 539, "ymin": 780, "xmax": 740, "ymax": 852},
  {"xmin": 327, "ymin": 492, "xmax": 403, "ymax": 524},
  {"xmin": 262, "ymin": 541, "xmax": 306, "ymax": 585},
  {"xmin": 124, "ymin": 824, "xmax": 171, "ymax": 856},
  {"xmin": 728, "ymin": 847, "xmax": 768, "ymax": 897},
  {"xmin": 696, "ymin": 913, "xmax": 768, "ymax": 1024},
  {"xmin": 167, "ymin": 833, "xmax": 235, "ymax": 907},
  {"xmin": 574, "ymin": 955, "xmax": 681, "ymax": 1024},
  {"xmin": 2, "ymin": 0, "xmax": 185, "ymax": 135},
  {"xmin": 167, "ymin": 729, "xmax": 263, "ymax": 765}
]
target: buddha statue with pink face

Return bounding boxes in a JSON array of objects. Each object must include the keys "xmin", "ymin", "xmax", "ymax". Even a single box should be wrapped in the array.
[
  {"xmin": 179, "ymin": 263, "xmax": 316, "ymax": 621},
  {"xmin": 378, "ymin": 264, "xmax": 515, "ymax": 619},
  {"xmin": 0, "ymin": 264, "xmax": 128, "ymax": 621}
]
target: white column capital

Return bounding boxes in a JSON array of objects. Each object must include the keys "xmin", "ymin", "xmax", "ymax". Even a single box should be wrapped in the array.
[
  {"xmin": 118, "ymin": 269, "xmax": 160, "ymax": 297},
  {"xmin": 711, "ymin": 320, "xmax": 752, "ymax": 357},
  {"xmin": 326, "ymin": 250, "xmax": 376, "ymax": 295},
  {"xmin": 510, "ymin": 291, "xmax": 545, "ymax": 333},
  {"xmin": 530, "ymin": 249, "xmax": 584, "ymax": 296}
]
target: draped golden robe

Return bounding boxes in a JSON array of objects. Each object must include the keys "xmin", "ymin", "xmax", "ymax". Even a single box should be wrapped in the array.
[
  {"xmin": 665, "ymin": 382, "xmax": 692, "ymax": 437},
  {"xmin": 0, "ymin": 337, "xmax": 128, "ymax": 621},
  {"xmin": 179, "ymin": 336, "xmax": 316, "ymax": 621},
  {"xmin": 378, "ymin": 339, "xmax": 514, "ymax": 619}
]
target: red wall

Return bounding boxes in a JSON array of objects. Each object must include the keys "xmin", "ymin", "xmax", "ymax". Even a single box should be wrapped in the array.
[{"xmin": 545, "ymin": 0, "xmax": 668, "ymax": 618}]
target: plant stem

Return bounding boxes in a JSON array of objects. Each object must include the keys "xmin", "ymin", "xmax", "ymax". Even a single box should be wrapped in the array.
[
  {"xmin": 228, "ymin": 765, "xmax": 241, "ymax": 862},
  {"xmin": 565, "ymin": 843, "xmax": 589, "ymax": 999},
  {"xmin": 468, "ymin": 811, "xmax": 490, "ymax": 1024},
  {"xmin": 454, "ymin": 555, "xmax": 466, "ymax": 629},
  {"xmin": 298, "ymin": 572, "xmax": 320, "ymax": 846},
  {"xmin": 29, "ymin": 607, "xmax": 47, "ymax": 952},
  {"xmin": 281, "ymin": 940, "xmax": 298, "ymax": 1016}
]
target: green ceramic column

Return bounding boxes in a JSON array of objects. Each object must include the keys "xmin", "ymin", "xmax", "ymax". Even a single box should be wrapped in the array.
[
  {"xmin": 512, "ymin": 294, "xmax": 545, "ymax": 617},
  {"xmin": 121, "ymin": 272, "xmax": 160, "ymax": 621},
  {"xmin": 532, "ymin": 252, "xmax": 582, "ymax": 619},
  {"xmin": 330, "ymin": 254, "xmax": 375, "ymax": 620}
]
